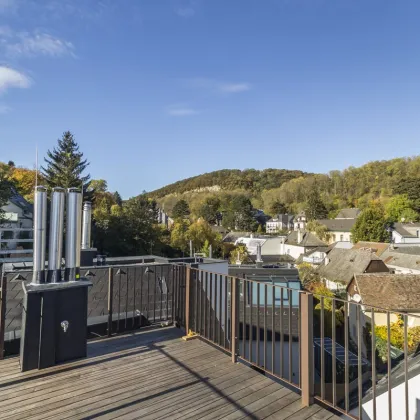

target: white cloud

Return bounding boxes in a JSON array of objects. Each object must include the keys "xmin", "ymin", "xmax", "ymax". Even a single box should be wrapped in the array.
[
  {"xmin": 219, "ymin": 83, "xmax": 251, "ymax": 93},
  {"xmin": 185, "ymin": 78, "xmax": 252, "ymax": 94},
  {"xmin": 167, "ymin": 105, "xmax": 199, "ymax": 117},
  {"xmin": 0, "ymin": 66, "xmax": 31, "ymax": 93},
  {"xmin": 2, "ymin": 30, "xmax": 75, "ymax": 58},
  {"xmin": 176, "ymin": 7, "xmax": 195, "ymax": 18}
]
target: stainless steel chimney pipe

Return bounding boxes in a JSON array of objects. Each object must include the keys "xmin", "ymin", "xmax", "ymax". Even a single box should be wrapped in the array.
[
  {"xmin": 47, "ymin": 188, "xmax": 65, "ymax": 283},
  {"xmin": 32, "ymin": 186, "xmax": 48, "ymax": 284},
  {"xmin": 64, "ymin": 188, "xmax": 82, "ymax": 281},
  {"xmin": 81, "ymin": 201, "xmax": 92, "ymax": 250}
]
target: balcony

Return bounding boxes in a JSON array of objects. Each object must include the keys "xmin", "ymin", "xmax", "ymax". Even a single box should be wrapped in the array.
[{"xmin": 0, "ymin": 262, "xmax": 418, "ymax": 419}]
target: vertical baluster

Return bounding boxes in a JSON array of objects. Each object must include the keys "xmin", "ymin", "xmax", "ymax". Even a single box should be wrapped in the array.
[
  {"xmin": 117, "ymin": 270, "xmax": 121, "ymax": 333},
  {"xmin": 125, "ymin": 271, "xmax": 128, "ymax": 330},
  {"xmin": 371, "ymin": 309, "xmax": 376, "ymax": 420},
  {"xmin": 132, "ymin": 267, "xmax": 136, "ymax": 329},
  {"xmin": 271, "ymin": 284, "xmax": 275, "ymax": 375},
  {"xmin": 219, "ymin": 274, "xmax": 223, "ymax": 346},
  {"xmin": 404, "ymin": 314, "xmax": 409, "ymax": 420},
  {"xmin": 140, "ymin": 266, "xmax": 144, "ymax": 326},
  {"xmin": 357, "ymin": 305, "xmax": 363, "ymax": 420},
  {"xmin": 387, "ymin": 312, "xmax": 392, "ymax": 420},
  {"xmin": 280, "ymin": 286, "xmax": 284, "ymax": 378},
  {"xmin": 249, "ymin": 281, "xmax": 253, "ymax": 363},
  {"xmin": 242, "ymin": 279, "xmax": 246, "ymax": 358},
  {"xmin": 257, "ymin": 283, "xmax": 260, "ymax": 366},
  {"xmin": 320, "ymin": 296, "xmax": 325, "ymax": 400},
  {"xmin": 204, "ymin": 272, "xmax": 208, "ymax": 338},
  {"xmin": 209, "ymin": 273, "xmax": 213, "ymax": 341},
  {"xmin": 288, "ymin": 289, "xmax": 292, "ymax": 383},
  {"xmin": 214, "ymin": 273, "xmax": 218, "ymax": 343},
  {"xmin": 160, "ymin": 266, "xmax": 163, "ymax": 322},
  {"xmin": 332, "ymin": 299, "xmax": 337, "ymax": 408},
  {"xmin": 344, "ymin": 302, "xmax": 349, "ymax": 413},
  {"xmin": 224, "ymin": 275, "xmax": 228, "ymax": 349},
  {"xmin": 165, "ymin": 266, "xmax": 169, "ymax": 322},
  {"xmin": 264, "ymin": 283, "xmax": 268, "ymax": 370},
  {"xmin": 194, "ymin": 269, "xmax": 198, "ymax": 333}
]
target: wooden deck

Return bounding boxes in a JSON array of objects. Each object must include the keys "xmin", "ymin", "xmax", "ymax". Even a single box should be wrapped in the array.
[{"xmin": 0, "ymin": 327, "xmax": 341, "ymax": 419}]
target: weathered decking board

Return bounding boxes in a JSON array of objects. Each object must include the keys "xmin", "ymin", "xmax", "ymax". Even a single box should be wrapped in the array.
[{"xmin": 0, "ymin": 327, "xmax": 341, "ymax": 419}]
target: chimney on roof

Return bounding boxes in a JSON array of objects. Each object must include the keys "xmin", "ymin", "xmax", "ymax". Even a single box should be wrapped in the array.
[
  {"xmin": 256, "ymin": 243, "xmax": 263, "ymax": 264},
  {"xmin": 297, "ymin": 229, "xmax": 302, "ymax": 244}
]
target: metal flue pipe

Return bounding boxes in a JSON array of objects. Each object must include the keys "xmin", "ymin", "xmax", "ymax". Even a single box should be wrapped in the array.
[
  {"xmin": 47, "ymin": 188, "xmax": 65, "ymax": 283},
  {"xmin": 32, "ymin": 186, "xmax": 48, "ymax": 284},
  {"xmin": 64, "ymin": 188, "xmax": 82, "ymax": 281},
  {"xmin": 81, "ymin": 201, "xmax": 92, "ymax": 250}
]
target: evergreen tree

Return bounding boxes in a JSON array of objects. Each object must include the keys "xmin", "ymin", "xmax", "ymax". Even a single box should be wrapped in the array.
[
  {"xmin": 42, "ymin": 131, "xmax": 90, "ymax": 190},
  {"xmin": 305, "ymin": 190, "xmax": 328, "ymax": 221},
  {"xmin": 172, "ymin": 199, "xmax": 190, "ymax": 219},
  {"xmin": 113, "ymin": 191, "xmax": 123, "ymax": 206}
]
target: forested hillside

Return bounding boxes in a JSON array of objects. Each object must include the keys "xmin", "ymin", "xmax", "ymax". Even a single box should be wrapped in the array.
[{"xmin": 149, "ymin": 156, "xmax": 420, "ymax": 218}]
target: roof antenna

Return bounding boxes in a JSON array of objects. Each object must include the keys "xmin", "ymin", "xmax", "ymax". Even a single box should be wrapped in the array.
[{"xmin": 35, "ymin": 145, "xmax": 38, "ymax": 188}]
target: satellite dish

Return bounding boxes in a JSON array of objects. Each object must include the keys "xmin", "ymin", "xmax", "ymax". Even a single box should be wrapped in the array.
[{"xmin": 352, "ymin": 294, "xmax": 362, "ymax": 303}]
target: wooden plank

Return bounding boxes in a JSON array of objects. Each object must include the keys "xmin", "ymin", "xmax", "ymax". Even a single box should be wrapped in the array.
[
  {"xmin": 193, "ymin": 379, "xmax": 277, "ymax": 420},
  {"xmin": 1, "ymin": 351, "xmax": 229, "ymax": 418},
  {"xmin": 250, "ymin": 392, "xmax": 301, "ymax": 419},
  {"xmin": 0, "ymin": 344, "xmax": 224, "ymax": 407},
  {"xmin": 275, "ymin": 404, "xmax": 324, "ymax": 420},
  {"xmin": 74, "ymin": 368, "xmax": 258, "ymax": 420},
  {"xmin": 221, "ymin": 388, "xmax": 293, "ymax": 420},
  {"xmin": 20, "ymin": 358, "xmax": 235, "ymax": 420}
]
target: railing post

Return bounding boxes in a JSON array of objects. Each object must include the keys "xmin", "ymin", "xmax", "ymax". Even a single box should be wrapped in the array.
[
  {"xmin": 107, "ymin": 267, "xmax": 113, "ymax": 337},
  {"xmin": 231, "ymin": 277, "xmax": 238, "ymax": 363},
  {"xmin": 0, "ymin": 272, "xmax": 7, "ymax": 359},
  {"xmin": 185, "ymin": 266, "xmax": 191, "ymax": 334},
  {"xmin": 300, "ymin": 292, "xmax": 314, "ymax": 406}
]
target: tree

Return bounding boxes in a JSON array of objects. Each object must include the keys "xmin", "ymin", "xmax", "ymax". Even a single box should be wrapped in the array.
[
  {"xmin": 9, "ymin": 167, "xmax": 42, "ymax": 202},
  {"xmin": 199, "ymin": 197, "xmax": 221, "ymax": 224},
  {"xmin": 385, "ymin": 194, "xmax": 418, "ymax": 222},
  {"xmin": 306, "ymin": 220, "xmax": 331, "ymax": 242},
  {"xmin": 305, "ymin": 190, "xmax": 328, "ymax": 220},
  {"xmin": 270, "ymin": 200, "xmax": 287, "ymax": 215},
  {"xmin": 351, "ymin": 202, "xmax": 389, "ymax": 243},
  {"xmin": 170, "ymin": 219, "xmax": 191, "ymax": 252},
  {"xmin": 172, "ymin": 199, "xmax": 190, "ymax": 219},
  {"xmin": 229, "ymin": 244, "xmax": 251, "ymax": 264},
  {"xmin": 88, "ymin": 179, "xmax": 108, "ymax": 193},
  {"xmin": 113, "ymin": 191, "xmax": 123, "ymax": 206},
  {"xmin": 222, "ymin": 194, "xmax": 256, "ymax": 231},
  {"xmin": 187, "ymin": 219, "xmax": 222, "ymax": 252},
  {"xmin": 42, "ymin": 131, "xmax": 90, "ymax": 190},
  {"xmin": 297, "ymin": 262, "xmax": 320, "ymax": 288}
]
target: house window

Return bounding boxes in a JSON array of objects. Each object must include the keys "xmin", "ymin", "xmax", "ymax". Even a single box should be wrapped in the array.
[{"xmin": 340, "ymin": 234, "xmax": 344, "ymax": 241}]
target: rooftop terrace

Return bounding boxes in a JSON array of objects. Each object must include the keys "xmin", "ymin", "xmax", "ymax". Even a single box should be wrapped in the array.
[{"xmin": 0, "ymin": 327, "xmax": 340, "ymax": 420}]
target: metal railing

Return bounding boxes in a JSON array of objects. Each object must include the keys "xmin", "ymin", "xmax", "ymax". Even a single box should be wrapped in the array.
[
  {"xmin": 0, "ymin": 263, "xmax": 419, "ymax": 420},
  {"xmin": 183, "ymin": 267, "xmax": 420, "ymax": 420}
]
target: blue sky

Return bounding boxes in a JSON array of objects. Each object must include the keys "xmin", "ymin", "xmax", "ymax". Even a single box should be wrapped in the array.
[{"xmin": 1, "ymin": 0, "xmax": 420, "ymax": 198}]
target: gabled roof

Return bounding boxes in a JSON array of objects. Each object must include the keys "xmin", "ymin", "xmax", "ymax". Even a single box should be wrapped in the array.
[
  {"xmin": 335, "ymin": 208, "xmax": 361, "ymax": 219},
  {"xmin": 8, "ymin": 188, "xmax": 33, "ymax": 214},
  {"xmin": 266, "ymin": 214, "xmax": 294, "ymax": 224},
  {"xmin": 223, "ymin": 232, "xmax": 249, "ymax": 243},
  {"xmin": 352, "ymin": 241, "xmax": 390, "ymax": 257},
  {"xmin": 317, "ymin": 248, "xmax": 388, "ymax": 285},
  {"xmin": 381, "ymin": 248, "xmax": 420, "ymax": 271},
  {"xmin": 353, "ymin": 273, "xmax": 420, "ymax": 311},
  {"xmin": 286, "ymin": 231, "xmax": 327, "ymax": 247},
  {"xmin": 317, "ymin": 218, "xmax": 356, "ymax": 232},
  {"xmin": 392, "ymin": 222, "xmax": 420, "ymax": 238}
]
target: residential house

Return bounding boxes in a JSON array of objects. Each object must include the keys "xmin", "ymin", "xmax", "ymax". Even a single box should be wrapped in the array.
[
  {"xmin": 391, "ymin": 222, "xmax": 420, "ymax": 245},
  {"xmin": 316, "ymin": 218, "xmax": 356, "ymax": 244},
  {"xmin": 293, "ymin": 211, "xmax": 307, "ymax": 231},
  {"xmin": 317, "ymin": 248, "xmax": 389, "ymax": 292},
  {"xmin": 265, "ymin": 214, "xmax": 294, "ymax": 234},
  {"xmin": 335, "ymin": 208, "xmax": 361, "ymax": 219},
  {"xmin": 223, "ymin": 231, "xmax": 250, "ymax": 243},
  {"xmin": 296, "ymin": 246, "xmax": 330, "ymax": 266},
  {"xmin": 0, "ymin": 190, "xmax": 33, "ymax": 253},
  {"xmin": 348, "ymin": 274, "xmax": 420, "ymax": 420},
  {"xmin": 281, "ymin": 230, "xmax": 327, "ymax": 260},
  {"xmin": 381, "ymin": 247, "xmax": 420, "ymax": 274}
]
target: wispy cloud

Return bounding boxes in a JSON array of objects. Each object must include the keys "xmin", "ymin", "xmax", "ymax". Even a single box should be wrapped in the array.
[
  {"xmin": 0, "ymin": 66, "xmax": 31, "ymax": 93},
  {"xmin": 0, "ymin": 27, "xmax": 75, "ymax": 58},
  {"xmin": 176, "ymin": 7, "xmax": 195, "ymax": 18},
  {"xmin": 0, "ymin": 104, "xmax": 11, "ymax": 114},
  {"xmin": 167, "ymin": 104, "xmax": 199, "ymax": 117},
  {"xmin": 185, "ymin": 78, "xmax": 252, "ymax": 94}
]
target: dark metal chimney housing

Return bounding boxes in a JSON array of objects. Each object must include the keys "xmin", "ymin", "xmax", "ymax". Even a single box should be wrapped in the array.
[
  {"xmin": 47, "ymin": 187, "xmax": 65, "ymax": 283},
  {"xmin": 32, "ymin": 186, "xmax": 48, "ymax": 284},
  {"xmin": 65, "ymin": 188, "xmax": 82, "ymax": 281},
  {"xmin": 81, "ymin": 201, "xmax": 92, "ymax": 250}
]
